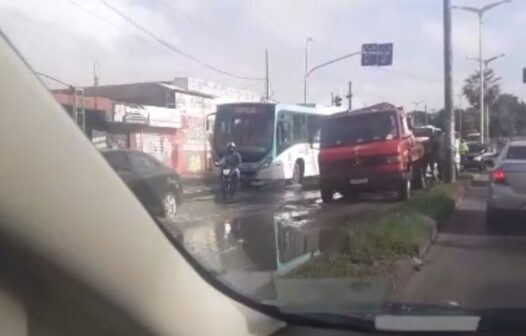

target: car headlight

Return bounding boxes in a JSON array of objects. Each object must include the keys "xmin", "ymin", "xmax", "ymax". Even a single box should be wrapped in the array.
[{"xmin": 474, "ymin": 156, "xmax": 482, "ymax": 161}]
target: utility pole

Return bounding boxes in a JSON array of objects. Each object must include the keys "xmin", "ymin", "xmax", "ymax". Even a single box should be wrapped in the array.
[
  {"xmin": 444, "ymin": 0, "xmax": 456, "ymax": 183},
  {"xmin": 265, "ymin": 49, "xmax": 270, "ymax": 100},
  {"xmin": 424, "ymin": 104, "xmax": 428, "ymax": 125},
  {"xmin": 73, "ymin": 88, "xmax": 86, "ymax": 133},
  {"xmin": 346, "ymin": 81, "xmax": 353, "ymax": 110},
  {"xmin": 478, "ymin": 14, "xmax": 484, "ymax": 143},
  {"xmin": 93, "ymin": 61, "xmax": 100, "ymax": 110}
]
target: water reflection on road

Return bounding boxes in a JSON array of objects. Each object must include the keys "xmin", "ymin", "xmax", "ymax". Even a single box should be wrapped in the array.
[{"xmin": 168, "ymin": 185, "xmax": 391, "ymax": 300}]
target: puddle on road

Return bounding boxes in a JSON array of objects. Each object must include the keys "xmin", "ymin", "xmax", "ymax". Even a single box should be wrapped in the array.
[
  {"xmin": 168, "ymin": 185, "xmax": 397, "ymax": 301},
  {"xmin": 176, "ymin": 208, "xmax": 323, "ymax": 274}
]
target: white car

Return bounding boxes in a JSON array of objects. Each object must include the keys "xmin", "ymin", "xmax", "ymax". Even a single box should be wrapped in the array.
[{"xmin": 487, "ymin": 140, "xmax": 526, "ymax": 226}]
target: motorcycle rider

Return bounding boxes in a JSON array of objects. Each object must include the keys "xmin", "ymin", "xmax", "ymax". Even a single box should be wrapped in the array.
[{"xmin": 218, "ymin": 142, "xmax": 242, "ymax": 188}]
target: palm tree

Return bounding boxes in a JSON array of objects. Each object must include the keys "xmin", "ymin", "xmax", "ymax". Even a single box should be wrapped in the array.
[{"xmin": 462, "ymin": 68, "xmax": 501, "ymax": 109}]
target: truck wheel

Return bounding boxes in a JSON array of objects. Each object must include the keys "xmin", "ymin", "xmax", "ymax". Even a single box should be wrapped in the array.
[
  {"xmin": 321, "ymin": 187, "xmax": 334, "ymax": 203},
  {"xmin": 398, "ymin": 169, "xmax": 412, "ymax": 201},
  {"xmin": 413, "ymin": 165, "xmax": 427, "ymax": 190}
]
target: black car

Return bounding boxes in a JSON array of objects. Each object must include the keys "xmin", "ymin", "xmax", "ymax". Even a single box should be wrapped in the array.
[
  {"xmin": 101, "ymin": 149, "xmax": 183, "ymax": 220},
  {"xmin": 462, "ymin": 143, "xmax": 497, "ymax": 171}
]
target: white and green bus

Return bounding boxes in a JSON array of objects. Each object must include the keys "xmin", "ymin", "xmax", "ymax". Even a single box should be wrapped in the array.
[{"xmin": 213, "ymin": 102, "xmax": 337, "ymax": 185}]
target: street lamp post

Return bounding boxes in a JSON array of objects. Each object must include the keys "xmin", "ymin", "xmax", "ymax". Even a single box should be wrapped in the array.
[
  {"xmin": 466, "ymin": 53, "xmax": 505, "ymax": 141},
  {"xmin": 303, "ymin": 37, "xmax": 313, "ymax": 104},
  {"xmin": 304, "ymin": 50, "xmax": 362, "ymax": 104},
  {"xmin": 453, "ymin": 0, "xmax": 512, "ymax": 143}
]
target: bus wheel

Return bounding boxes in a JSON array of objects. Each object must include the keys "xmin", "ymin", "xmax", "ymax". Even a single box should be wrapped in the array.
[
  {"xmin": 291, "ymin": 160, "xmax": 304, "ymax": 185},
  {"xmin": 321, "ymin": 187, "xmax": 333, "ymax": 203}
]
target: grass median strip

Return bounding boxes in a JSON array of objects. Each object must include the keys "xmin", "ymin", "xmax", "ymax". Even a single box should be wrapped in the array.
[{"xmin": 288, "ymin": 183, "xmax": 464, "ymax": 279}]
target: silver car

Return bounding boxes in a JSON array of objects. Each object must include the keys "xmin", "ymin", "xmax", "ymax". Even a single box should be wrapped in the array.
[{"xmin": 487, "ymin": 140, "xmax": 526, "ymax": 225}]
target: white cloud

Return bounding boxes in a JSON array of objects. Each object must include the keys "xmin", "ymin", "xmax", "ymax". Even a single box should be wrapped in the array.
[{"xmin": 0, "ymin": 0, "xmax": 524, "ymax": 109}]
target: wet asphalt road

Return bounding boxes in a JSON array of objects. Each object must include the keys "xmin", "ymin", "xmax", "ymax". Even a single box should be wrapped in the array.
[
  {"xmin": 167, "ymin": 182, "xmax": 397, "ymax": 298},
  {"xmin": 399, "ymin": 182, "xmax": 526, "ymax": 308},
  {"xmin": 169, "ymin": 177, "xmax": 526, "ymax": 308}
]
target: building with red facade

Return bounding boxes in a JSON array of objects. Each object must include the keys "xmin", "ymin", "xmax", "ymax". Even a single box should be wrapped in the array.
[{"xmin": 53, "ymin": 78, "xmax": 260, "ymax": 176}]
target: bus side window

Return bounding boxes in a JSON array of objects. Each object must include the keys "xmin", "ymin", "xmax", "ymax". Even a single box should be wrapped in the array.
[
  {"xmin": 292, "ymin": 114, "xmax": 307, "ymax": 142},
  {"xmin": 277, "ymin": 112, "xmax": 291, "ymax": 145},
  {"xmin": 308, "ymin": 115, "xmax": 322, "ymax": 143}
]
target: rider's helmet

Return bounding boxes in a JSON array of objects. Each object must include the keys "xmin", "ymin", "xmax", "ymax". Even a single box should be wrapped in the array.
[{"xmin": 227, "ymin": 142, "xmax": 236, "ymax": 153}]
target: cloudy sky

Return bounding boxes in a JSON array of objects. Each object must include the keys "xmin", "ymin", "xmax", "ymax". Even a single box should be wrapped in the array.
[{"xmin": 1, "ymin": 0, "xmax": 524, "ymax": 110}]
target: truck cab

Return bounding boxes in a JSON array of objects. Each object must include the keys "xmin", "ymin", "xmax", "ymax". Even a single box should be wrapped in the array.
[{"xmin": 317, "ymin": 103, "xmax": 426, "ymax": 202}]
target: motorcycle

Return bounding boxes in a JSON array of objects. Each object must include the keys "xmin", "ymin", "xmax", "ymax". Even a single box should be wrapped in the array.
[{"xmin": 218, "ymin": 165, "xmax": 237, "ymax": 201}]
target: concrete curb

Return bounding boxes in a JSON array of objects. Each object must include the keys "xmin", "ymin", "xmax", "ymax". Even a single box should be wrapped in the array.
[{"xmin": 389, "ymin": 179, "xmax": 471, "ymax": 298}]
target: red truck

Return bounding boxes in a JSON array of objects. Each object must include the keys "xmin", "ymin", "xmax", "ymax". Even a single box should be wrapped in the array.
[{"xmin": 318, "ymin": 103, "xmax": 426, "ymax": 202}]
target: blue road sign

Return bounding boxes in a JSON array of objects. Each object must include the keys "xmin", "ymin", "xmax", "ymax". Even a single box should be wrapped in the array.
[
  {"xmin": 361, "ymin": 43, "xmax": 393, "ymax": 66},
  {"xmin": 361, "ymin": 43, "xmax": 378, "ymax": 66},
  {"xmin": 378, "ymin": 43, "xmax": 393, "ymax": 66}
]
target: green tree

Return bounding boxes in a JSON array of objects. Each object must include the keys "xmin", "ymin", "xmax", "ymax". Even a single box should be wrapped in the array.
[
  {"xmin": 492, "ymin": 94, "xmax": 526, "ymax": 137},
  {"xmin": 408, "ymin": 111, "xmax": 428, "ymax": 127},
  {"xmin": 462, "ymin": 68, "xmax": 501, "ymax": 109},
  {"xmin": 431, "ymin": 108, "xmax": 473, "ymax": 136}
]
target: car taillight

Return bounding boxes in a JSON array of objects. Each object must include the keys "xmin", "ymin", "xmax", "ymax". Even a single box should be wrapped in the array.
[{"xmin": 493, "ymin": 169, "xmax": 507, "ymax": 184}]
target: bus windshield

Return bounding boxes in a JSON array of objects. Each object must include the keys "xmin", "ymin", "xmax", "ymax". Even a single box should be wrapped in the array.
[
  {"xmin": 321, "ymin": 111, "xmax": 398, "ymax": 148},
  {"xmin": 214, "ymin": 105, "xmax": 274, "ymax": 161}
]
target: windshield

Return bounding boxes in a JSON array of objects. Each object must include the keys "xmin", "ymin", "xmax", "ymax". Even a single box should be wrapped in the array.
[
  {"xmin": 321, "ymin": 112, "xmax": 398, "ymax": 148},
  {"xmin": 413, "ymin": 127, "xmax": 434, "ymax": 138},
  {"xmin": 507, "ymin": 146, "xmax": 526, "ymax": 159},
  {"xmin": 214, "ymin": 105, "xmax": 274, "ymax": 161},
  {"xmin": 6, "ymin": 0, "xmax": 526, "ymax": 333}
]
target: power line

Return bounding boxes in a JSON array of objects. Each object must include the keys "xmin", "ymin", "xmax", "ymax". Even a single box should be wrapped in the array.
[
  {"xmin": 67, "ymin": 0, "xmax": 128, "ymax": 35},
  {"xmin": 155, "ymin": 0, "xmax": 207, "ymax": 31},
  {"xmin": 154, "ymin": 0, "xmax": 228, "ymax": 47},
  {"xmin": 35, "ymin": 71, "xmax": 74, "ymax": 88},
  {"xmin": 98, "ymin": 0, "xmax": 264, "ymax": 81},
  {"xmin": 68, "ymin": 0, "xmax": 162, "ymax": 46}
]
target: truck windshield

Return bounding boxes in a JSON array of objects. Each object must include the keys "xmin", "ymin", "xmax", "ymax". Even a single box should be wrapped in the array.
[{"xmin": 321, "ymin": 111, "xmax": 398, "ymax": 148}]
